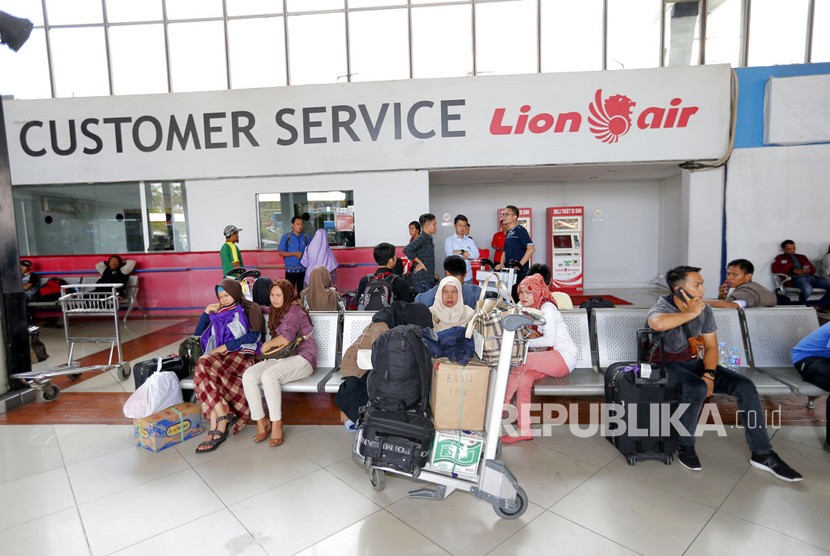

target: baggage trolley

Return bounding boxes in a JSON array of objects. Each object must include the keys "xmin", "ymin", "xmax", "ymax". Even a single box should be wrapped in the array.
[
  {"xmin": 12, "ymin": 284, "xmax": 131, "ymax": 401},
  {"xmin": 353, "ymin": 312, "xmax": 543, "ymax": 520}
]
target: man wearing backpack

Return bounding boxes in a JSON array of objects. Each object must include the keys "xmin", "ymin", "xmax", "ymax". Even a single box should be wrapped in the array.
[
  {"xmin": 279, "ymin": 216, "xmax": 310, "ymax": 293},
  {"xmin": 357, "ymin": 242, "xmax": 412, "ymax": 310}
]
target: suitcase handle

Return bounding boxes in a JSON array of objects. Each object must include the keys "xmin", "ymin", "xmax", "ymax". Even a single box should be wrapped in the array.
[{"xmin": 635, "ymin": 329, "xmax": 667, "ymax": 383}]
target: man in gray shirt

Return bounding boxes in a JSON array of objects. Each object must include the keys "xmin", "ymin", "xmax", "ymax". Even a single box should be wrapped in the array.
[
  {"xmin": 647, "ymin": 265, "xmax": 802, "ymax": 481},
  {"xmin": 705, "ymin": 259, "xmax": 777, "ymax": 309}
]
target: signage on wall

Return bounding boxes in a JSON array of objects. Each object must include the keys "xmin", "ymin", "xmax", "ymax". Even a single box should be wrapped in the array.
[{"xmin": 3, "ymin": 65, "xmax": 731, "ymax": 185}]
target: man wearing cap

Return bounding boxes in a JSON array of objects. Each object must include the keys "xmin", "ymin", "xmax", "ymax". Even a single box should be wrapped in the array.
[
  {"xmin": 220, "ymin": 225, "xmax": 244, "ymax": 276},
  {"xmin": 444, "ymin": 214, "xmax": 479, "ymax": 284},
  {"xmin": 278, "ymin": 216, "xmax": 309, "ymax": 293}
]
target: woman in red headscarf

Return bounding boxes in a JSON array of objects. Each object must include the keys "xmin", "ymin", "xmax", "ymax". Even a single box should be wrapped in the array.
[{"xmin": 502, "ymin": 274, "xmax": 577, "ymax": 444}]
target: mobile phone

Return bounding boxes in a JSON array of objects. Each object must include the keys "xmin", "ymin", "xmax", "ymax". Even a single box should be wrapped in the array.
[{"xmin": 673, "ymin": 287, "xmax": 689, "ymax": 301}]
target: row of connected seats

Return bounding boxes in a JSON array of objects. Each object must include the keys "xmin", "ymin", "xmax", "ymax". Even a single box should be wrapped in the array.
[{"xmin": 27, "ymin": 274, "xmax": 146, "ymax": 322}]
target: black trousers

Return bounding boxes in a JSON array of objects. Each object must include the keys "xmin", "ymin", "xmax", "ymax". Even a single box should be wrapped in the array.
[
  {"xmin": 795, "ymin": 356, "xmax": 830, "ymax": 443},
  {"xmin": 285, "ymin": 271, "xmax": 305, "ymax": 293}
]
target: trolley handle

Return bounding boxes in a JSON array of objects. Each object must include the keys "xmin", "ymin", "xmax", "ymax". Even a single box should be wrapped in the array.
[{"xmin": 502, "ymin": 312, "xmax": 545, "ymax": 332}]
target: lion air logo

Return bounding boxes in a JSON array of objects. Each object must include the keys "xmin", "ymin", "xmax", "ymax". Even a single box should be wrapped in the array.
[{"xmin": 588, "ymin": 89, "xmax": 636, "ymax": 144}]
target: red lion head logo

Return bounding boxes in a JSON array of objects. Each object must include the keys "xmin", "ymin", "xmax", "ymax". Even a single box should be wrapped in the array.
[{"xmin": 588, "ymin": 89, "xmax": 636, "ymax": 143}]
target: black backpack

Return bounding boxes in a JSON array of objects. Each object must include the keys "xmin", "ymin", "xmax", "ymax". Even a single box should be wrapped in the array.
[
  {"xmin": 366, "ymin": 325, "xmax": 432, "ymax": 412},
  {"xmin": 360, "ymin": 271, "xmax": 396, "ymax": 311}
]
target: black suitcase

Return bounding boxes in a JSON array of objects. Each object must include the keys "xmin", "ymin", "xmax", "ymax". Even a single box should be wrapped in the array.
[
  {"xmin": 358, "ymin": 405, "xmax": 434, "ymax": 476},
  {"xmin": 604, "ymin": 329, "xmax": 680, "ymax": 465},
  {"xmin": 133, "ymin": 355, "xmax": 187, "ymax": 389}
]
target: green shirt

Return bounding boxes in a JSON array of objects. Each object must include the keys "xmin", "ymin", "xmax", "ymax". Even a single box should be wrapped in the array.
[{"xmin": 220, "ymin": 241, "xmax": 243, "ymax": 275}]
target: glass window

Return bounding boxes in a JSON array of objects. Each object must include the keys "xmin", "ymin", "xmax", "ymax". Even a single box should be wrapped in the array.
[
  {"xmin": 50, "ymin": 28, "xmax": 110, "ymax": 98},
  {"xmin": 145, "ymin": 181, "xmax": 190, "ymax": 251},
  {"xmin": 110, "ymin": 24, "xmax": 169, "ymax": 95},
  {"xmin": 748, "ymin": 0, "xmax": 809, "ymax": 66},
  {"xmin": 349, "ymin": 0, "xmax": 407, "ymax": 8},
  {"xmin": 0, "ymin": 29, "xmax": 51, "ymax": 99},
  {"xmin": 475, "ymin": 0, "xmax": 536, "ymax": 76},
  {"xmin": 286, "ymin": 0, "xmax": 345, "ymax": 12},
  {"xmin": 44, "ymin": 0, "xmax": 103, "ymax": 25},
  {"xmin": 411, "ymin": 4, "xmax": 473, "ymax": 78},
  {"xmin": 349, "ymin": 8, "xmax": 409, "ymax": 82},
  {"xmin": 664, "ymin": 0, "xmax": 700, "ymax": 66},
  {"xmin": 165, "ymin": 0, "xmax": 224, "ymax": 20},
  {"xmin": 226, "ymin": 0, "xmax": 284, "ymax": 17},
  {"xmin": 257, "ymin": 191, "xmax": 355, "ymax": 250},
  {"xmin": 813, "ymin": 0, "xmax": 830, "ymax": 63},
  {"xmin": 228, "ymin": 17, "xmax": 287, "ymax": 88},
  {"xmin": 168, "ymin": 21, "xmax": 228, "ymax": 93},
  {"xmin": 607, "ymin": 0, "xmax": 661, "ymax": 70},
  {"xmin": 8, "ymin": 0, "xmax": 44, "ymax": 26},
  {"xmin": 540, "ymin": 0, "xmax": 603, "ymax": 73},
  {"xmin": 705, "ymin": 0, "xmax": 742, "ymax": 66},
  {"xmin": 105, "ymin": 0, "xmax": 163, "ymax": 23},
  {"xmin": 287, "ymin": 13, "xmax": 347, "ymax": 85}
]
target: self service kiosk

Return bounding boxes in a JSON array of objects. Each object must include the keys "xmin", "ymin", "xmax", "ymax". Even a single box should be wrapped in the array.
[{"xmin": 546, "ymin": 206, "xmax": 584, "ymax": 294}]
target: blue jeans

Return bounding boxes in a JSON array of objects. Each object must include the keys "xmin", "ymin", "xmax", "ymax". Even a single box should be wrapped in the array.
[
  {"xmin": 791, "ymin": 275, "xmax": 830, "ymax": 308},
  {"xmin": 666, "ymin": 360, "xmax": 772, "ymax": 454}
]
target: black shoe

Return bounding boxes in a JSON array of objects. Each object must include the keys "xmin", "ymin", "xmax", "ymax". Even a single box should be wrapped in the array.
[
  {"xmin": 750, "ymin": 451, "xmax": 803, "ymax": 482},
  {"xmin": 823, "ymin": 442, "xmax": 830, "ymax": 455},
  {"xmin": 677, "ymin": 445, "xmax": 702, "ymax": 471}
]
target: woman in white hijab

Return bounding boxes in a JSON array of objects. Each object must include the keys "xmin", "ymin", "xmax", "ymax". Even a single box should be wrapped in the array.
[{"xmin": 429, "ymin": 276, "xmax": 474, "ymax": 332}]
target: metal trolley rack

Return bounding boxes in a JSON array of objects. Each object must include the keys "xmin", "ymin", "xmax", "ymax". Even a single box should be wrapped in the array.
[
  {"xmin": 13, "ymin": 284, "xmax": 132, "ymax": 401},
  {"xmin": 354, "ymin": 312, "xmax": 541, "ymax": 520}
]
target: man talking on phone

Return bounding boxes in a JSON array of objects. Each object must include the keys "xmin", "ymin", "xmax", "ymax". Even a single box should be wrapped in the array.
[{"xmin": 647, "ymin": 266, "xmax": 802, "ymax": 481}]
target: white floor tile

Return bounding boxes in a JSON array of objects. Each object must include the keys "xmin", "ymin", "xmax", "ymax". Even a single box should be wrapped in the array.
[
  {"xmin": 230, "ymin": 469, "xmax": 380, "ymax": 555},
  {"xmin": 771, "ymin": 425, "xmax": 826, "ymax": 450},
  {"xmin": 686, "ymin": 512, "xmax": 828, "ymax": 556},
  {"xmin": 325, "ymin": 457, "xmax": 414, "ymax": 508},
  {"xmin": 551, "ymin": 468, "xmax": 714, "ymax": 555},
  {"xmin": 531, "ymin": 424, "xmax": 623, "ymax": 467},
  {"xmin": 294, "ymin": 510, "xmax": 448, "ymax": 556},
  {"xmin": 498, "ymin": 440, "xmax": 601, "ymax": 509},
  {"xmin": 0, "ymin": 507, "xmax": 90, "ymax": 556},
  {"xmin": 67, "ymin": 445, "xmax": 190, "ymax": 504},
  {"xmin": 78, "ymin": 469, "xmax": 223, "ymax": 556},
  {"xmin": 284, "ymin": 425, "xmax": 356, "ymax": 467},
  {"xmin": 194, "ymin": 442, "xmax": 319, "ymax": 506},
  {"xmin": 0, "ymin": 468, "xmax": 76, "ymax": 532},
  {"xmin": 489, "ymin": 511, "xmax": 638, "ymax": 556},
  {"xmin": 386, "ymin": 485, "xmax": 544, "ymax": 555},
  {"xmin": 763, "ymin": 437, "xmax": 830, "ymax": 493},
  {"xmin": 174, "ymin": 427, "xmax": 257, "ymax": 467},
  {"xmin": 112, "ymin": 509, "xmax": 266, "ymax": 556},
  {"xmin": 692, "ymin": 423, "xmax": 756, "ymax": 467},
  {"xmin": 0, "ymin": 425, "xmax": 64, "ymax": 484},
  {"xmin": 55, "ymin": 424, "xmax": 136, "ymax": 466}
]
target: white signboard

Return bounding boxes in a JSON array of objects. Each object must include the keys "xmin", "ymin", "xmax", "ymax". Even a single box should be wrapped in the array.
[{"xmin": 3, "ymin": 65, "xmax": 731, "ymax": 184}]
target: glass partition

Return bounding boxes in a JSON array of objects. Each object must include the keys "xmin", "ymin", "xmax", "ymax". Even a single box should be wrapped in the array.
[{"xmin": 257, "ymin": 190, "xmax": 355, "ymax": 250}]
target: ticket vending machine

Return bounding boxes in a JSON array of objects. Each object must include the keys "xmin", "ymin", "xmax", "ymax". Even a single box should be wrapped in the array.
[{"xmin": 546, "ymin": 206, "xmax": 584, "ymax": 294}]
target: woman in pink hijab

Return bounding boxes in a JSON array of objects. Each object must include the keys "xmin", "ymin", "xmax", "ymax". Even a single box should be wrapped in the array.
[{"xmin": 300, "ymin": 228, "xmax": 338, "ymax": 287}]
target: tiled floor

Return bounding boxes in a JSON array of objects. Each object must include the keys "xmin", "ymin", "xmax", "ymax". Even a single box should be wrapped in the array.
[{"xmin": 0, "ymin": 422, "xmax": 827, "ymax": 555}]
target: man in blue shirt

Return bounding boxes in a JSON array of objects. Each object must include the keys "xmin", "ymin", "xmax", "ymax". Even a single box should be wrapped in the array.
[
  {"xmin": 415, "ymin": 255, "xmax": 481, "ymax": 309},
  {"xmin": 444, "ymin": 214, "xmax": 479, "ymax": 284},
  {"xmin": 792, "ymin": 322, "xmax": 830, "ymax": 454},
  {"xmin": 278, "ymin": 216, "xmax": 309, "ymax": 293},
  {"xmin": 496, "ymin": 205, "xmax": 535, "ymax": 298}
]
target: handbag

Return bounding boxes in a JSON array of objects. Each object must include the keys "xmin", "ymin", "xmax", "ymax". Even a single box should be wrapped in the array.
[
  {"xmin": 260, "ymin": 334, "xmax": 308, "ymax": 360},
  {"xmin": 465, "ymin": 273, "xmax": 528, "ymax": 367}
]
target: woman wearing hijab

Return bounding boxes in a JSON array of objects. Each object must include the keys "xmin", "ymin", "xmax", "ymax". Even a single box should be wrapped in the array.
[
  {"xmin": 300, "ymin": 265, "xmax": 341, "ymax": 311},
  {"xmin": 243, "ymin": 279, "xmax": 317, "ymax": 447},
  {"xmin": 429, "ymin": 276, "xmax": 475, "ymax": 331},
  {"xmin": 300, "ymin": 228, "xmax": 338, "ymax": 287},
  {"xmin": 501, "ymin": 274, "xmax": 577, "ymax": 445},
  {"xmin": 193, "ymin": 278, "xmax": 264, "ymax": 453}
]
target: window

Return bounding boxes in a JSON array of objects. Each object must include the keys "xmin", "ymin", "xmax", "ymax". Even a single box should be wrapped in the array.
[
  {"xmin": 110, "ymin": 24, "xmax": 169, "ymax": 95},
  {"xmin": 411, "ymin": 4, "xmax": 473, "ymax": 78},
  {"xmin": 540, "ymin": 0, "xmax": 603, "ymax": 73},
  {"xmin": 287, "ymin": 12, "xmax": 347, "ymax": 85},
  {"xmin": 664, "ymin": 1, "xmax": 701, "ymax": 66},
  {"xmin": 349, "ymin": 8, "xmax": 410, "ymax": 82},
  {"xmin": 475, "ymin": 0, "xmax": 537, "ymax": 76},
  {"xmin": 606, "ymin": 0, "xmax": 661, "ymax": 70},
  {"xmin": 257, "ymin": 190, "xmax": 355, "ymax": 250},
  {"xmin": 748, "ymin": 0, "xmax": 810, "ymax": 66},
  {"xmin": 145, "ymin": 181, "xmax": 190, "ymax": 251},
  {"xmin": 227, "ymin": 17, "xmax": 287, "ymax": 89},
  {"xmin": 705, "ymin": 0, "xmax": 742, "ymax": 66}
]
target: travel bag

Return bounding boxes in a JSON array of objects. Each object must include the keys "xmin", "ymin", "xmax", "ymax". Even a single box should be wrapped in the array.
[
  {"xmin": 133, "ymin": 355, "xmax": 187, "ymax": 390},
  {"xmin": 604, "ymin": 328, "xmax": 680, "ymax": 465}
]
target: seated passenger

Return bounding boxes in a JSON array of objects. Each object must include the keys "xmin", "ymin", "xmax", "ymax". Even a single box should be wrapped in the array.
[
  {"xmin": 96, "ymin": 255, "xmax": 135, "ymax": 292},
  {"xmin": 772, "ymin": 240, "xmax": 830, "ymax": 309},
  {"xmin": 20, "ymin": 259, "xmax": 40, "ymax": 300},
  {"xmin": 243, "ymin": 279, "xmax": 317, "ymax": 447},
  {"xmin": 501, "ymin": 274, "xmax": 577, "ymax": 445},
  {"xmin": 791, "ymin": 322, "xmax": 830, "ymax": 454},
  {"xmin": 822, "ymin": 244, "xmax": 830, "ymax": 281},
  {"xmin": 193, "ymin": 278, "xmax": 264, "ymax": 454},
  {"xmin": 704, "ymin": 259, "xmax": 776, "ymax": 309},
  {"xmin": 300, "ymin": 265, "xmax": 341, "ymax": 311},
  {"xmin": 415, "ymin": 255, "xmax": 481, "ymax": 309},
  {"xmin": 300, "ymin": 229, "xmax": 338, "ymax": 287},
  {"xmin": 429, "ymin": 276, "xmax": 474, "ymax": 332}
]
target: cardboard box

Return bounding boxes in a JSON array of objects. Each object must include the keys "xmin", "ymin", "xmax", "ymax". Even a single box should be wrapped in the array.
[
  {"xmin": 134, "ymin": 402, "xmax": 203, "ymax": 452},
  {"xmin": 430, "ymin": 430, "xmax": 485, "ymax": 476},
  {"xmin": 430, "ymin": 358, "xmax": 491, "ymax": 431}
]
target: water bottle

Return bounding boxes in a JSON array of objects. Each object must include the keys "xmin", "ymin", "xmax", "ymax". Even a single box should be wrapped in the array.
[
  {"xmin": 728, "ymin": 346, "xmax": 741, "ymax": 370},
  {"xmin": 718, "ymin": 342, "xmax": 729, "ymax": 367}
]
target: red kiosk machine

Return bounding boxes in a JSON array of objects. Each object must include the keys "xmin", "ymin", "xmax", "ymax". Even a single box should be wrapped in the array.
[{"xmin": 546, "ymin": 206, "xmax": 584, "ymax": 295}]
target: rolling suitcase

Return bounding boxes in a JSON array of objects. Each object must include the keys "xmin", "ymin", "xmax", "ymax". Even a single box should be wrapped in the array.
[
  {"xmin": 604, "ymin": 329, "xmax": 680, "ymax": 465},
  {"xmin": 133, "ymin": 355, "xmax": 187, "ymax": 390},
  {"xmin": 357, "ymin": 406, "xmax": 434, "ymax": 476}
]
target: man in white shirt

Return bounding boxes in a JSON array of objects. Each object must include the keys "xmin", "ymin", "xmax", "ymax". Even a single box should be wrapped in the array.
[{"xmin": 443, "ymin": 214, "xmax": 479, "ymax": 284}]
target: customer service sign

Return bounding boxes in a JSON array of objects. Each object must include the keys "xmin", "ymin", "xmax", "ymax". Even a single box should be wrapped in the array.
[{"xmin": 4, "ymin": 65, "xmax": 731, "ymax": 184}]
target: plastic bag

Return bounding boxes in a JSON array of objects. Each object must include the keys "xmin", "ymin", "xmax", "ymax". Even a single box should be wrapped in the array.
[{"xmin": 123, "ymin": 371, "xmax": 184, "ymax": 419}]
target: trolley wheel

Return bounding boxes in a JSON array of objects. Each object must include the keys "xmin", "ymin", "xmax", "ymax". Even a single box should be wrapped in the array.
[
  {"xmin": 626, "ymin": 456, "xmax": 637, "ymax": 466},
  {"xmin": 663, "ymin": 455, "xmax": 673, "ymax": 466},
  {"xmin": 493, "ymin": 486, "xmax": 528, "ymax": 520},
  {"xmin": 68, "ymin": 373, "xmax": 82, "ymax": 381},
  {"xmin": 41, "ymin": 384, "xmax": 60, "ymax": 402},
  {"xmin": 118, "ymin": 363, "xmax": 132, "ymax": 380},
  {"xmin": 370, "ymin": 468, "xmax": 386, "ymax": 492}
]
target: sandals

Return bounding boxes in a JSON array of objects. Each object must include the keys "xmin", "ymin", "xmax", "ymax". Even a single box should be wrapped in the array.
[
  {"xmin": 253, "ymin": 421, "xmax": 272, "ymax": 444},
  {"xmin": 195, "ymin": 413, "xmax": 238, "ymax": 454},
  {"xmin": 269, "ymin": 421, "xmax": 284, "ymax": 447}
]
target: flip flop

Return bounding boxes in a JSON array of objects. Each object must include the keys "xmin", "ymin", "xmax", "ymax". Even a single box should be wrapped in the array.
[{"xmin": 195, "ymin": 435, "xmax": 226, "ymax": 453}]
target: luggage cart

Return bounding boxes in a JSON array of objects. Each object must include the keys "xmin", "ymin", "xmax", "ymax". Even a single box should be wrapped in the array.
[
  {"xmin": 353, "ymin": 312, "xmax": 542, "ymax": 520},
  {"xmin": 12, "ymin": 284, "xmax": 131, "ymax": 401}
]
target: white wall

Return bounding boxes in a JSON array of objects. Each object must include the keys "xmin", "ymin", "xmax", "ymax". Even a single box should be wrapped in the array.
[
  {"xmin": 187, "ymin": 170, "xmax": 429, "ymax": 251},
  {"xmin": 429, "ymin": 176, "xmax": 685, "ymax": 288},
  {"xmin": 682, "ymin": 167, "xmax": 725, "ymax": 286},
  {"xmin": 726, "ymin": 144, "xmax": 830, "ymax": 289}
]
